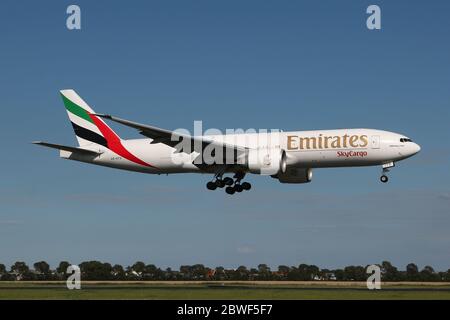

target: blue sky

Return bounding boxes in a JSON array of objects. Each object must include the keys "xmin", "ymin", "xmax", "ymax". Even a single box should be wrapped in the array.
[{"xmin": 0, "ymin": 0, "xmax": 449, "ymax": 271}]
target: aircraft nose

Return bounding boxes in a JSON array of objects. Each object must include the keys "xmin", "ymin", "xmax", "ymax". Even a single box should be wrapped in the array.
[{"xmin": 412, "ymin": 142, "xmax": 421, "ymax": 154}]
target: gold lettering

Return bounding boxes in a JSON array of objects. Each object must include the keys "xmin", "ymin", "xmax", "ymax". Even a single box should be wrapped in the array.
[
  {"xmin": 324, "ymin": 136, "xmax": 331, "ymax": 148},
  {"xmin": 288, "ymin": 134, "xmax": 369, "ymax": 150},
  {"xmin": 331, "ymin": 136, "xmax": 341, "ymax": 148},
  {"xmin": 342, "ymin": 134, "xmax": 349, "ymax": 148},
  {"xmin": 300, "ymin": 137, "xmax": 317, "ymax": 149},
  {"xmin": 349, "ymin": 135, "xmax": 359, "ymax": 148},
  {"xmin": 359, "ymin": 135, "xmax": 368, "ymax": 147},
  {"xmin": 287, "ymin": 135, "xmax": 298, "ymax": 150}
]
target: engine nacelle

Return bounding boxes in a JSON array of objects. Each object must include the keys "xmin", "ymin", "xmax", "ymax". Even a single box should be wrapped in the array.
[
  {"xmin": 272, "ymin": 167, "xmax": 313, "ymax": 184},
  {"xmin": 247, "ymin": 148, "xmax": 287, "ymax": 175}
]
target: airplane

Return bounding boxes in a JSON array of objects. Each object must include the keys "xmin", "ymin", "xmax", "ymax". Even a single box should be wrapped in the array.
[{"xmin": 34, "ymin": 89, "xmax": 421, "ymax": 195}]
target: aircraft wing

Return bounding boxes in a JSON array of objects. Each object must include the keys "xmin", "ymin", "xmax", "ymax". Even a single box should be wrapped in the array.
[{"xmin": 94, "ymin": 114, "xmax": 248, "ymax": 157}]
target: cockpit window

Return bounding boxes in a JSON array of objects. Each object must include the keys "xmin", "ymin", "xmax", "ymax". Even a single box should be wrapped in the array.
[{"xmin": 400, "ymin": 138, "xmax": 413, "ymax": 143}]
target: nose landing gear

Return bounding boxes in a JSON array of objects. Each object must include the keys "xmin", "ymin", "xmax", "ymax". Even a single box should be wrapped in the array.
[{"xmin": 380, "ymin": 162, "xmax": 395, "ymax": 183}]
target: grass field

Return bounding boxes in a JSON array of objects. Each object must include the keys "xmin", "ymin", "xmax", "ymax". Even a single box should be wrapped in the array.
[{"xmin": 1, "ymin": 281, "xmax": 450, "ymax": 300}]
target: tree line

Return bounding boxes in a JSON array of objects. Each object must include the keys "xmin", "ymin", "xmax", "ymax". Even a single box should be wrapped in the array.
[{"xmin": 0, "ymin": 260, "xmax": 449, "ymax": 281}]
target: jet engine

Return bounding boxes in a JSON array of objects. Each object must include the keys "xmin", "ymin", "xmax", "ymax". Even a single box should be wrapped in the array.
[
  {"xmin": 272, "ymin": 167, "xmax": 313, "ymax": 184},
  {"xmin": 247, "ymin": 148, "xmax": 287, "ymax": 175}
]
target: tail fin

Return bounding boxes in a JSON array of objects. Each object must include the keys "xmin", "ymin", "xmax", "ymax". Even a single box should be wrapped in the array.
[{"xmin": 60, "ymin": 89, "xmax": 121, "ymax": 147}]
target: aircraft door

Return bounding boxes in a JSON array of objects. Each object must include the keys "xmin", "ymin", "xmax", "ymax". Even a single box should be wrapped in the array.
[{"xmin": 371, "ymin": 135, "xmax": 380, "ymax": 149}]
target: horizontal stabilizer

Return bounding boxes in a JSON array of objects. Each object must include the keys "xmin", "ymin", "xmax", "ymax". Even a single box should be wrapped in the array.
[{"xmin": 32, "ymin": 141, "xmax": 101, "ymax": 156}]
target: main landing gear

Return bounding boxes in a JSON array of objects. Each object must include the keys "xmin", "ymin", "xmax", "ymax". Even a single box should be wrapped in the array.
[
  {"xmin": 206, "ymin": 172, "xmax": 251, "ymax": 194},
  {"xmin": 206, "ymin": 178, "xmax": 232, "ymax": 190},
  {"xmin": 380, "ymin": 162, "xmax": 395, "ymax": 183}
]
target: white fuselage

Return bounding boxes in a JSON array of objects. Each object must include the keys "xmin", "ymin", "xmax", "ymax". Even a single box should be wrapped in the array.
[{"xmin": 61, "ymin": 128, "xmax": 421, "ymax": 175}]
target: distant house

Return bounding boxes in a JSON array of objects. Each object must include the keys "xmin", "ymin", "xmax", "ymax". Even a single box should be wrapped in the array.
[
  {"xmin": 313, "ymin": 273, "xmax": 337, "ymax": 281},
  {"xmin": 9, "ymin": 272, "xmax": 22, "ymax": 281}
]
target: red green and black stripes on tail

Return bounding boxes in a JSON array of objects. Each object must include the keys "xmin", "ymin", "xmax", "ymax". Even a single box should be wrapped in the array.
[
  {"xmin": 60, "ymin": 89, "xmax": 156, "ymax": 168},
  {"xmin": 70, "ymin": 121, "xmax": 108, "ymax": 148},
  {"xmin": 90, "ymin": 114, "xmax": 155, "ymax": 168},
  {"xmin": 61, "ymin": 94, "xmax": 96, "ymax": 125}
]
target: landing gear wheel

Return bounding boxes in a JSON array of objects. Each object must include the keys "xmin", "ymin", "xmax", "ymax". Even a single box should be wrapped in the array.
[
  {"xmin": 234, "ymin": 184, "xmax": 243, "ymax": 192},
  {"xmin": 207, "ymin": 181, "xmax": 217, "ymax": 190},
  {"xmin": 216, "ymin": 179, "xmax": 225, "ymax": 188},
  {"xmin": 241, "ymin": 182, "xmax": 251, "ymax": 190},
  {"xmin": 225, "ymin": 186, "xmax": 235, "ymax": 195},
  {"xmin": 223, "ymin": 177, "xmax": 233, "ymax": 186},
  {"xmin": 380, "ymin": 175, "xmax": 388, "ymax": 183}
]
